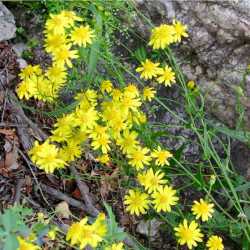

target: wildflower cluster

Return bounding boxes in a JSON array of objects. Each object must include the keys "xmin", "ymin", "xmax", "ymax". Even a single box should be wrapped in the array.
[
  {"xmin": 16, "ymin": 11, "xmax": 94, "ymax": 102},
  {"xmin": 16, "ymin": 10, "xmax": 225, "ymax": 250}
]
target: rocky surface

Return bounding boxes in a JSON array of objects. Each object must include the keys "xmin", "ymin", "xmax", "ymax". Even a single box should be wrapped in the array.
[
  {"xmin": 0, "ymin": 2, "xmax": 16, "ymax": 41},
  {"xmin": 134, "ymin": 0, "xmax": 250, "ymax": 129}
]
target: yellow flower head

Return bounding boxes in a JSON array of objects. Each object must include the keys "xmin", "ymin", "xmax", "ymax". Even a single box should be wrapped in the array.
[
  {"xmin": 173, "ymin": 20, "xmax": 188, "ymax": 42},
  {"xmin": 124, "ymin": 189, "xmax": 150, "ymax": 216},
  {"xmin": 91, "ymin": 133, "xmax": 111, "ymax": 154},
  {"xmin": 53, "ymin": 45, "xmax": 78, "ymax": 68},
  {"xmin": 174, "ymin": 219, "xmax": 203, "ymax": 249},
  {"xmin": 117, "ymin": 130, "xmax": 139, "ymax": 154},
  {"xmin": 124, "ymin": 84, "xmax": 139, "ymax": 98},
  {"xmin": 17, "ymin": 237, "xmax": 40, "ymax": 250},
  {"xmin": 66, "ymin": 218, "xmax": 88, "ymax": 247},
  {"xmin": 92, "ymin": 213, "xmax": 107, "ymax": 238},
  {"xmin": 61, "ymin": 10, "xmax": 82, "ymax": 26},
  {"xmin": 59, "ymin": 140, "xmax": 82, "ymax": 162},
  {"xmin": 105, "ymin": 242, "xmax": 124, "ymax": 250},
  {"xmin": 149, "ymin": 24, "xmax": 175, "ymax": 50},
  {"xmin": 29, "ymin": 141, "xmax": 66, "ymax": 173},
  {"xmin": 97, "ymin": 154, "xmax": 110, "ymax": 164},
  {"xmin": 19, "ymin": 65, "xmax": 42, "ymax": 80},
  {"xmin": 143, "ymin": 86, "xmax": 156, "ymax": 101},
  {"xmin": 48, "ymin": 227, "xmax": 58, "ymax": 240},
  {"xmin": 187, "ymin": 80, "xmax": 195, "ymax": 90},
  {"xmin": 127, "ymin": 146, "xmax": 152, "ymax": 170},
  {"xmin": 157, "ymin": 65, "xmax": 176, "ymax": 87},
  {"xmin": 45, "ymin": 13, "xmax": 68, "ymax": 34},
  {"xmin": 101, "ymin": 80, "xmax": 113, "ymax": 93},
  {"xmin": 136, "ymin": 59, "xmax": 161, "ymax": 80},
  {"xmin": 45, "ymin": 33, "xmax": 67, "ymax": 54},
  {"xmin": 151, "ymin": 146, "xmax": 173, "ymax": 166},
  {"xmin": 206, "ymin": 235, "xmax": 224, "ymax": 250},
  {"xmin": 71, "ymin": 25, "xmax": 95, "ymax": 47},
  {"xmin": 138, "ymin": 168, "xmax": 166, "ymax": 193},
  {"xmin": 152, "ymin": 185, "xmax": 178, "ymax": 212},
  {"xmin": 191, "ymin": 198, "xmax": 214, "ymax": 222}
]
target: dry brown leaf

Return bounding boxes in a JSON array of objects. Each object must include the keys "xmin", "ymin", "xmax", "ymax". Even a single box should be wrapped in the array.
[
  {"xmin": 55, "ymin": 201, "xmax": 71, "ymax": 219},
  {"xmin": 4, "ymin": 140, "xmax": 19, "ymax": 170}
]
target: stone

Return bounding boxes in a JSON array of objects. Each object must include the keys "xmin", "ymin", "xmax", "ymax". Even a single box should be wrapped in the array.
[
  {"xmin": 0, "ymin": 2, "xmax": 16, "ymax": 41},
  {"xmin": 12, "ymin": 42, "xmax": 27, "ymax": 58},
  {"xmin": 136, "ymin": 219, "xmax": 163, "ymax": 237},
  {"xmin": 134, "ymin": 0, "xmax": 250, "ymax": 129}
]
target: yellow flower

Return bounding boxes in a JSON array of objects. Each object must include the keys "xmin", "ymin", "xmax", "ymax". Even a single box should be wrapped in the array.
[
  {"xmin": 105, "ymin": 242, "xmax": 124, "ymax": 250},
  {"xmin": 136, "ymin": 59, "xmax": 161, "ymax": 80},
  {"xmin": 152, "ymin": 185, "xmax": 178, "ymax": 212},
  {"xmin": 91, "ymin": 134, "xmax": 111, "ymax": 154},
  {"xmin": 127, "ymin": 146, "xmax": 151, "ymax": 170},
  {"xmin": 117, "ymin": 130, "xmax": 139, "ymax": 154},
  {"xmin": 59, "ymin": 140, "xmax": 82, "ymax": 162},
  {"xmin": 120, "ymin": 95, "xmax": 142, "ymax": 112},
  {"xmin": 66, "ymin": 218, "xmax": 88, "ymax": 247},
  {"xmin": 97, "ymin": 154, "xmax": 110, "ymax": 164},
  {"xmin": 17, "ymin": 237, "xmax": 40, "ymax": 250},
  {"xmin": 157, "ymin": 65, "xmax": 176, "ymax": 87},
  {"xmin": 45, "ymin": 13, "xmax": 68, "ymax": 34},
  {"xmin": 61, "ymin": 10, "xmax": 82, "ymax": 26},
  {"xmin": 151, "ymin": 146, "xmax": 173, "ymax": 166},
  {"xmin": 45, "ymin": 33, "xmax": 67, "ymax": 54},
  {"xmin": 173, "ymin": 20, "xmax": 188, "ymax": 42},
  {"xmin": 124, "ymin": 84, "xmax": 139, "ymax": 98},
  {"xmin": 191, "ymin": 199, "xmax": 214, "ymax": 222},
  {"xmin": 71, "ymin": 25, "xmax": 95, "ymax": 47},
  {"xmin": 29, "ymin": 141, "xmax": 66, "ymax": 173},
  {"xmin": 124, "ymin": 189, "xmax": 150, "ymax": 216},
  {"xmin": 149, "ymin": 24, "xmax": 175, "ymax": 50},
  {"xmin": 206, "ymin": 235, "xmax": 224, "ymax": 250},
  {"xmin": 75, "ymin": 107, "xmax": 98, "ymax": 130},
  {"xmin": 174, "ymin": 219, "xmax": 203, "ymax": 249},
  {"xmin": 101, "ymin": 80, "xmax": 113, "ymax": 93},
  {"xmin": 46, "ymin": 64, "xmax": 66, "ymax": 84},
  {"xmin": 143, "ymin": 86, "xmax": 156, "ymax": 101},
  {"xmin": 92, "ymin": 213, "xmax": 107, "ymax": 238},
  {"xmin": 16, "ymin": 80, "xmax": 35, "ymax": 100},
  {"xmin": 53, "ymin": 45, "xmax": 78, "ymax": 68},
  {"xmin": 138, "ymin": 168, "xmax": 166, "ymax": 193},
  {"xmin": 187, "ymin": 80, "xmax": 195, "ymax": 90},
  {"xmin": 48, "ymin": 227, "xmax": 58, "ymax": 240},
  {"xmin": 19, "ymin": 65, "xmax": 42, "ymax": 80}
]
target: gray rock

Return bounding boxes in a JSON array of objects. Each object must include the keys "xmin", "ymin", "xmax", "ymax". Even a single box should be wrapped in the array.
[
  {"xmin": 136, "ymin": 219, "xmax": 163, "ymax": 237},
  {"xmin": 12, "ymin": 42, "xmax": 27, "ymax": 57},
  {"xmin": 0, "ymin": 2, "xmax": 16, "ymax": 41},
  {"xmin": 134, "ymin": 0, "xmax": 250, "ymax": 129}
]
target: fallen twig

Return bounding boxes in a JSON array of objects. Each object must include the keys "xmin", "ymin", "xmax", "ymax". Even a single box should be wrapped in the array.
[
  {"xmin": 13, "ymin": 178, "xmax": 25, "ymax": 205},
  {"xmin": 40, "ymin": 183, "xmax": 87, "ymax": 211},
  {"xmin": 69, "ymin": 165, "xmax": 99, "ymax": 217}
]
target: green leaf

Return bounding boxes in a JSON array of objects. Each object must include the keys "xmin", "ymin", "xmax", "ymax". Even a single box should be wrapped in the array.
[
  {"xmin": 3, "ymin": 234, "xmax": 19, "ymax": 250},
  {"xmin": 235, "ymin": 182, "xmax": 250, "ymax": 192}
]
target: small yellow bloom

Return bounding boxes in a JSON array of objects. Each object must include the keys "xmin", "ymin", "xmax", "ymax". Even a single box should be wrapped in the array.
[
  {"xmin": 127, "ymin": 146, "xmax": 152, "ymax": 170},
  {"xmin": 101, "ymin": 80, "xmax": 113, "ymax": 93},
  {"xmin": 172, "ymin": 20, "xmax": 188, "ymax": 42},
  {"xmin": 157, "ymin": 65, "xmax": 176, "ymax": 87},
  {"xmin": 117, "ymin": 130, "xmax": 139, "ymax": 154},
  {"xmin": 105, "ymin": 242, "xmax": 124, "ymax": 250},
  {"xmin": 53, "ymin": 45, "xmax": 78, "ymax": 68},
  {"xmin": 152, "ymin": 185, "xmax": 178, "ymax": 212},
  {"xmin": 151, "ymin": 146, "xmax": 173, "ymax": 166},
  {"xmin": 97, "ymin": 154, "xmax": 110, "ymax": 164},
  {"xmin": 48, "ymin": 227, "xmax": 58, "ymax": 240},
  {"xmin": 136, "ymin": 59, "xmax": 161, "ymax": 80},
  {"xmin": 187, "ymin": 80, "xmax": 195, "ymax": 90},
  {"xmin": 124, "ymin": 189, "xmax": 150, "ymax": 216},
  {"xmin": 143, "ymin": 86, "xmax": 156, "ymax": 101},
  {"xmin": 45, "ymin": 12, "xmax": 68, "ymax": 34},
  {"xmin": 124, "ymin": 84, "xmax": 139, "ymax": 98},
  {"xmin": 191, "ymin": 198, "xmax": 214, "ymax": 222},
  {"xmin": 91, "ymin": 134, "xmax": 111, "ymax": 154},
  {"xmin": 17, "ymin": 237, "xmax": 40, "ymax": 250},
  {"xmin": 138, "ymin": 168, "xmax": 166, "ymax": 193},
  {"xmin": 206, "ymin": 235, "xmax": 224, "ymax": 250},
  {"xmin": 71, "ymin": 25, "xmax": 95, "ymax": 47},
  {"xmin": 174, "ymin": 219, "xmax": 203, "ymax": 249},
  {"xmin": 149, "ymin": 24, "xmax": 175, "ymax": 49}
]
